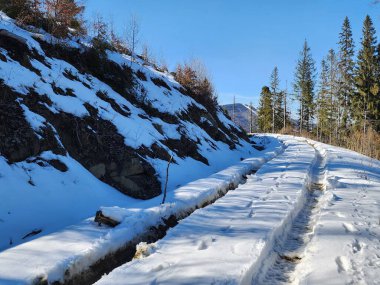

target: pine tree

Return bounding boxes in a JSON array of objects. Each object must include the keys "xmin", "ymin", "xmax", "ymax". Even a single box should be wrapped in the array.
[
  {"xmin": 355, "ymin": 15, "xmax": 378, "ymax": 133},
  {"xmin": 326, "ymin": 49, "xmax": 339, "ymax": 143},
  {"xmin": 293, "ymin": 40, "xmax": 316, "ymax": 132},
  {"xmin": 270, "ymin": 67, "xmax": 280, "ymax": 132},
  {"xmin": 316, "ymin": 59, "xmax": 330, "ymax": 141},
  {"xmin": 375, "ymin": 43, "xmax": 380, "ymax": 131},
  {"xmin": 257, "ymin": 86, "xmax": 273, "ymax": 132},
  {"xmin": 281, "ymin": 81, "xmax": 292, "ymax": 131},
  {"xmin": 90, "ymin": 15, "xmax": 110, "ymax": 54},
  {"xmin": 269, "ymin": 66, "xmax": 285, "ymax": 132},
  {"xmin": 337, "ymin": 16, "xmax": 355, "ymax": 131},
  {"xmin": 249, "ymin": 101, "xmax": 254, "ymax": 133}
]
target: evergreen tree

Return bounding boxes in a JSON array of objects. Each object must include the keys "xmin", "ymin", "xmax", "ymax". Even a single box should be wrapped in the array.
[
  {"xmin": 90, "ymin": 15, "xmax": 110, "ymax": 54},
  {"xmin": 316, "ymin": 59, "xmax": 330, "ymax": 141},
  {"xmin": 355, "ymin": 15, "xmax": 378, "ymax": 132},
  {"xmin": 270, "ymin": 66, "xmax": 283, "ymax": 132},
  {"xmin": 375, "ymin": 43, "xmax": 380, "ymax": 131},
  {"xmin": 337, "ymin": 16, "xmax": 355, "ymax": 131},
  {"xmin": 257, "ymin": 86, "xmax": 273, "ymax": 132},
  {"xmin": 326, "ymin": 49, "xmax": 340, "ymax": 143},
  {"xmin": 293, "ymin": 40, "xmax": 316, "ymax": 132}
]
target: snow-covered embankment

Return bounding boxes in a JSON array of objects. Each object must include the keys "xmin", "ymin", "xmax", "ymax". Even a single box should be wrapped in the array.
[
  {"xmin": 94, "ymin": 136, "xmax": 318, "ymax": 285},
  {"xmin": 0, "ymin": 137, "xmax": 283, "ymax": 285}
]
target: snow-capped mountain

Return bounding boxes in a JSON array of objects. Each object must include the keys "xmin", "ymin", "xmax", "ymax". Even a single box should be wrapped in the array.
[{"xmin": 221, "ymin": 103, "xmax": 257, "ymax": 133}]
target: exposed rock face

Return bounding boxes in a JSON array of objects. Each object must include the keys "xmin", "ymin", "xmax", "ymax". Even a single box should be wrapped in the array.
[
  {"xmin": 0, "ymin": 91, "xmax": 41, "ymax": 162},
  {"xmin": 0, "ymin": 25, "xmax": 249, "ymax": 200},
  {"xmin": 0, "ymin": 83, "xmax": 65, "ymax": 163}
]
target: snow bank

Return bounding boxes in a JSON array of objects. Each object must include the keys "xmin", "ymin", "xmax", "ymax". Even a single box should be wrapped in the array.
[
  {"xmin": 94, "ymin": 136, "xmax": 317, "ymax": 285},
  {"xmin": 0, "ymin": 137, "xmax": 283, "ymax": 285},
  {"xmin": 295, "ymin": 141, "xmax": 380, "ymax": 285}
]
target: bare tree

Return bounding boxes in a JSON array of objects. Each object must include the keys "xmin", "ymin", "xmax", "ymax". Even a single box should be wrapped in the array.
[
  {"xmin": 249, "ymin": 101, "xmax": 254, "ymax": 133},
  {"xmin": 125, "ymin": 14, "xmax": 140, "ymax": 64}
]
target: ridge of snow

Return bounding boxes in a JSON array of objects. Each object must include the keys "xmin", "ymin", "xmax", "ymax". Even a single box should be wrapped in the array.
[
  {"xmin": 94, "ymin": 136, "xmax": 317, "ymax": 285},
  {"xmin": 0, "ymin": 137, "xmax": 283, "ymax": 284}
]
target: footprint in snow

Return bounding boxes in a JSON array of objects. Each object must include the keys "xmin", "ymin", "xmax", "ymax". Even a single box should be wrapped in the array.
[
  {"xmin": 335, "ymin": 256, "xmax": 351, "ymax": 273},
  {"xmin": 343, "ymin": 222, "xmax": 358, "ymax": 233},
  {"xmin": 333, "ymin": 212, "xmax": 346, "ymax": 218},
  {"xmin": 221, "ymin": 225, "xmax": 232, "ymax": 233},
  {"xmin": 198, "ymin": 240, "xmax": 209, "ymax": 250},
  {"xmin": 352, "ymin": 239, "xmax": 364, "ymax": 254},
  {"xmin": 248, "ymin": 209, "xmax": 255, "ymax": 218},
  {"xmin": 333, "ymin": 194, "xmax": 343, "ymax": 201},
  {"xmin": 151, "ymin": 263, "xmax": 168, "ymax": 272}
]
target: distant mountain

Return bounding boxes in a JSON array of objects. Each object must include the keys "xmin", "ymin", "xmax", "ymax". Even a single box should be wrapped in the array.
[{"xmin": 221, "ymin": 103, "xmax": 257, "ymax": 133}]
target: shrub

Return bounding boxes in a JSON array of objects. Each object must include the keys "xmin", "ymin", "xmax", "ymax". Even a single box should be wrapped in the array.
[{"xmin": 174, "ymin": 60, "xmax": 218, "ymax": 110}]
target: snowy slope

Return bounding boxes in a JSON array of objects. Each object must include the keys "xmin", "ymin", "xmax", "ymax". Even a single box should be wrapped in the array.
[
  {"xmin": 0, "ymin": 136, "xmax": 283, "ymax": 285},
  {"xmin": 0, "ymin": 12, "xmax": 254, "ymax": 252}
]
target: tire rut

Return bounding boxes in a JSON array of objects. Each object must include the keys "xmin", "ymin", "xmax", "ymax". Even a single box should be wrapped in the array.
[
  {"xmin": 253, "ymin": 143, "xmax": 326, "ymax": 285},
  {"xmin": 54, "ymin": 145, "xmax": 286, "ymax": 285}
]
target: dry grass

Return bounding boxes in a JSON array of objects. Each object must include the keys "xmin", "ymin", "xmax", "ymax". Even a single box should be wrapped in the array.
[{"xmin": 277, "ymin": 127, "xmax": 380, "ymax": 160}]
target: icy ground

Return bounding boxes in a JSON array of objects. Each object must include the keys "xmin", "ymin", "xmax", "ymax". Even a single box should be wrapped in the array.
[{"xmin": 95, "ymin": 136, "xmax": 380, "ymax": 285}]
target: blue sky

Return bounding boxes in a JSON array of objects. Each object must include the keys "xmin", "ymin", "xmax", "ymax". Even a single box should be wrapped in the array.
[{"xmin": 84, "ymin": 0, "xmax": 380, "ymax": 109}]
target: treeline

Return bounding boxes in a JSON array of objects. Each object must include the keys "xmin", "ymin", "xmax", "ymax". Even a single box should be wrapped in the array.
[
  {"xmin": 257, "ymin": 15, "xmax": 380, "ymax": 159},
  {"xmin": 0, "ymin": 0, "xmax": 218, "ymax": 110}
]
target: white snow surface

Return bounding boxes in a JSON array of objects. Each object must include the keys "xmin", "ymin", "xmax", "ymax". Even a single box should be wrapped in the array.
[
  {"xmin": 0, "ymin": 12, "xmax": 257, "ymax": 253},
  {"xmin": 0, "ymin": 137, "xmax": 282, "ymax": 285},
  {"xmin": 1, "ymin": 14, "xmax": 379, "ymax": 285},
  {"xmin": 294, "ymin": 142, "xmax": 380, "ymax": 285},
  {"xmin": 94, "ymin": 136, "xmax": 316, "ymax": 285},
  {"xmin": 95, "ymin": 136, "xmax": 380, "ymax": 285}
]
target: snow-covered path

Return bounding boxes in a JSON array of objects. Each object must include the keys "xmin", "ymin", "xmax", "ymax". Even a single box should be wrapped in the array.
[
  {"xmin": 94, "ymin": 137, "xmax": 380, "ymax": 285},
  {"xmin": 1, "ymin": 136, "xmax": 379, "ymax": 285},
  {"xmin": 95, "ymin": 136, "xmax": 317, "ymax": 285},
  {"xmin": 0, "ymin": 137, "xmax": 283, "ymax": 285},
  {"xmin": 294, "ymin": 142, "xmax": 380, "ymax": 285},
  {"xmin": 254, "ymin": 142, "xmax": 327, "ymax": 284},
  {"xmin": 253, "ymin": 140, "xmax": 380, "ymax": 285}
]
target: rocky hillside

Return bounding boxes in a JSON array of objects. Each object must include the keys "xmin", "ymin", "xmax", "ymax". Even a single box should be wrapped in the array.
[
  {"xmin": 0, "ymin": 13, "xmax": 255, "ymax": 250},
  {"xmin": 222, "ymin": 103, "xmax": 257, "ymax": 133}
]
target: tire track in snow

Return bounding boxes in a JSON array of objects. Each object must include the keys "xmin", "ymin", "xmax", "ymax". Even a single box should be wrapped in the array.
[
  {"xmin": 253, "ymin": 143, "xmax": 327, "ymax": 285},
  {"xmin": 59, "ymin": 144, "xmax": 286, "ymax": 285}
]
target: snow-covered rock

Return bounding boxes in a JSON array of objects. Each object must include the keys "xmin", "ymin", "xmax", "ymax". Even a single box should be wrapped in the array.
[{"xmin": 0, "ymin": 11, "xmax": 253, "ymax": 252}]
